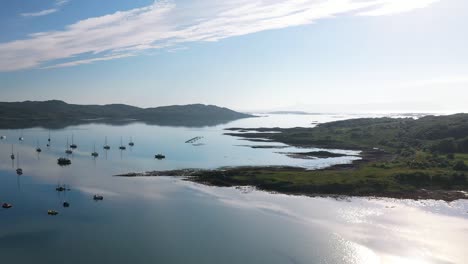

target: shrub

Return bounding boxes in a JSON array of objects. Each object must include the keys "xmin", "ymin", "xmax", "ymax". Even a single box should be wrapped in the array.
[{"xmin": 453, "ymin": 160, "xmax": 468, "ymax": 171}]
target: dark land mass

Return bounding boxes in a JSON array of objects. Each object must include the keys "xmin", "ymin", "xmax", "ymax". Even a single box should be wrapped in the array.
[
  {"xmin": 120, "ymin": 114, "xmax": 468, "ymax": 201},
  {"xmin": 283, "ymin": 150, "xmax": 353, "ymax": 159},
  {"xmin": 235, "ymin": 145, "xmax": 289, "ymax": 149},
  {"xmin": 0, "ymin": 100, "xmax": 254, "ymax": 129}
]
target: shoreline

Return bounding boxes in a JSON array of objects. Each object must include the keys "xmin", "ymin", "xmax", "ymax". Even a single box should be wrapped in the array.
[{"xmin": 116, "ymin": 161, "xmax": 468, "ymax": 202}]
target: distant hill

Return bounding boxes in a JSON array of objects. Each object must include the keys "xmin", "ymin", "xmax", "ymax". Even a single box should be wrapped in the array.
[{"xmin": 0, "ymin": 100, "xmax": 254, "ymax": 128}]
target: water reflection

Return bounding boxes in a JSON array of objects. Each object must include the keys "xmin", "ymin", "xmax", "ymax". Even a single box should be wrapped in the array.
[{"xmin": 0, "ymin": 114, "xmax": 466, "ymax": 263}]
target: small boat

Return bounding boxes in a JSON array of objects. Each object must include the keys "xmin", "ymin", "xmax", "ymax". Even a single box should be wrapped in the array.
[
  {"xmin": 36, "ymin": 140, "xmax": 42, "ymax": 153},
  {"xmin": 2, "ymin": 203, "xmax": 12, "ymax": 209},
  {"xmin": 93, "ymin": 195, "xmax": 104, "ymax": 201},
  {"xmin": 129, "ymin": 137, "xmax": 135, "ymax": 147},
  {"xmin": 155, "ymin": 154, "xmax": 166, "ymax": 160},
  {"xmin": 70, "ymin": 134, "xmax": 77, "ymax": 149},
  {"xmin": 56, "ymin": 185, "xmax": 70, "ymax": 192},
  {"xmin": 63, "ymin": 201, "xmax": 70, "ymax": 208},
  {"xmin": 47, "ymin": 210, "xmax": 58, "ymax": 215},
  {"xmin": 10, "ymin": 144, "xmax": 15, "ymax": 160},
  {"xmin": 15, "ymin": 152, "xmax": 23, "ymax": 175},
  {"xmin": 119, "ymin": 137, "xmax": 126, "ymax": 150},
  {"xmin": 65, "ymin": 138, "xmax": 73, "ymax": 154},
  {"xmin": 0, "ymin": 135, "xmax": 6, "ymax": 140},
  {"xmin": 91, "ymin": 144, "xmax": 99, "ymax": 157},
  {"xmin": 18, "ymin": 130, "xmax": 24, "ymax": 141},
  {"xmin": 103, "ymin": 136, "xmax": 110, "ymax": 150},
  {"xmin": 16, "ymin": 153, "xmax": 23, "ymax": 175},
  {"xmin": 57, "ymin": 157, "xmax": 72, "ymax": 166}
]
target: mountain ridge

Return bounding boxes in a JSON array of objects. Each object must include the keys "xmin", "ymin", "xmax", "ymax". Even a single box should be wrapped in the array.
[{"xmin": 0, "ymin": 100, "xmax": 254, "ymax": 128}]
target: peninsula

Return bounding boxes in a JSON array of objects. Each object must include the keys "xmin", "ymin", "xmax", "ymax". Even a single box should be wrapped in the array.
[{"xmin": 119, "ymin": 114, "xmax": 468, "ymax": 201}]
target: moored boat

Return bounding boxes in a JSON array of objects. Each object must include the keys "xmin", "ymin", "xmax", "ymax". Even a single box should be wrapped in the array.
[
  {"xmin": 47, "ymin": 210, "xmax": 58, "ymax": 215},
  {"xmin": 57, "ymin": 157, "xmax": 72, "ymax": 166},
  {"xmin": 155, "ymin": 154, "xmax": 166, "ymax": 160},
  {"xmin": 93, "ymin": 195, "xmax": 104, "ymax": 201}
]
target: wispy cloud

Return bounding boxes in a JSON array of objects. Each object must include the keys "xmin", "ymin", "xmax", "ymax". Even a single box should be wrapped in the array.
[
  {"xmin": 41, "ymin": 53, "xmax": 135, "ymax": 69},
  {"xmin": 20, "ymin": 0, "xmax": 70, "ymax": 18},
  {"xmin": 359, "ymin": 0, "xmax": 440, "ymax": 16},
  {"xmin": 3, "ymin": 0, "xmax": 440, "ymax": 71},
  {"xmin": 21, "ymin": 8, "xmax": 59, "ymax": 17},
  {"xmin": 55, "ymin": 0, "xmax": 70, "ymax": 7}
]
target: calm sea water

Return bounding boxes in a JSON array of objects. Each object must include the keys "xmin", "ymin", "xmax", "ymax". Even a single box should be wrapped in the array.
[{"xmin": 0, "ymin": 114, "xmax": 466, "ymax": 264}]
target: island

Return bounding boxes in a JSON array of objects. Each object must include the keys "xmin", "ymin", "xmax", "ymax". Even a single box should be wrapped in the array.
[
  {"xmin": 0, "ymin": 100, "xmax": 254, "ymax": 128},
  {"xmin": 118, "ymin": 114, "xmax": 468, "ymax": 201}
]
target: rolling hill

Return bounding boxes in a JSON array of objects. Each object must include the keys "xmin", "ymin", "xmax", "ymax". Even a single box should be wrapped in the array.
[{"xmin": 0, "ymin": 100, "xmax": 254, "ymax": 128}]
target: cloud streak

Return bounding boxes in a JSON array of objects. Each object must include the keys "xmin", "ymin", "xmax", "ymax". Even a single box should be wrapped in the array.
[
  {"xmin": 21, "ymin": 8, "xmax": 59, "ymax": 17},
  {"xmin": 2, "ymin": 0, "xmax": 440, "ymax": 71},
  {"xmin": 20, "ymin": 0, "xmax": 70, "ymax": 18}
]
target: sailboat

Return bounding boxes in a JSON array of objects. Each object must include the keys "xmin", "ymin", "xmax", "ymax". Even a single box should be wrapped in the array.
[
  {"xmin": 48, "ymin": 131, "xmax": 51, "ymax": 142},
  {"xmin": 119, "ymin": 137, "xmax": 126, "ymax": 150},
  {"xmin": 91, "ymin": 144, "xmax": 99, "ymax": 157},
  {"xmin": 70, "ymin": 134, "xmax": 77, "ymax": 149},
  {"xmin": 16, "ymin": 152, "xmax": 23, "ymax": 175},
  {"xmin": 57, "ymin": 157, "xmax": 71, "ymax": 166},
  {"xmin": 129, "ymin": 137, "xmax": 135, "ymax": 147},
  {"xmin": 65, "ymin": 138, "xmax": 73, "ymax": 155},
  {"xmin": 36, "ymin": 140, "xmax": 42, "ymax": 153},
  {"xmin": 103, "ymin": 136, "xmax": 110, "ymax": 150},
  {"xmin": 10, "ymin": 144, "xmax": 15, "ymax": 160},
  {"xmin": 155, "ymin": 154, "xmax": 166, "ymax": 160}
]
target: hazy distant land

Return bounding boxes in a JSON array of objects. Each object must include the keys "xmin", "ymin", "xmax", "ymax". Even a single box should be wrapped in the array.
[{"xmin": 0, "ymin": 100, "xmax": 254, "ymax": 128}]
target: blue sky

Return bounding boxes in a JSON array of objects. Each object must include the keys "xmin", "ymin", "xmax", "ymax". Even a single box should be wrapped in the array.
[{"xmin": 0, "ymin": 0, "xmax": 467, "ymax": 112}]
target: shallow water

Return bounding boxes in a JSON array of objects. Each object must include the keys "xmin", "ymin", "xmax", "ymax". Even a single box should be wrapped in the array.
[{"xmin": 0, "ymin": 114, "xmax": 466, "ymax": 264}]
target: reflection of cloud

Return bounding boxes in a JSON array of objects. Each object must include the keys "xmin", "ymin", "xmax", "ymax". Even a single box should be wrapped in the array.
[
  {"xmin": 2, "ymin": 0, "xmax": 440, "ymax": 71},
  {"xmin": 75, "ymin": 186, "xmax": 120, "ymax": 197},
  {"xmin": 332, "ymin": 199, "xmax": 468, "ymax": 264},
  {"xmin": 183, "ymin": 181, "xmax": 468, "ymax": 263}
]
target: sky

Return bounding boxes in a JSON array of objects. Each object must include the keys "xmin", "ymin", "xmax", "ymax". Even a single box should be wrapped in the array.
[{"xmin": 0, "ymin": 0, "xmax": 467, "ymax": 113}]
